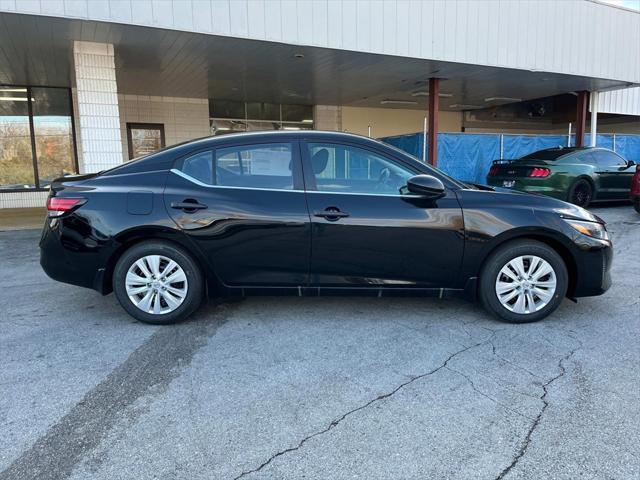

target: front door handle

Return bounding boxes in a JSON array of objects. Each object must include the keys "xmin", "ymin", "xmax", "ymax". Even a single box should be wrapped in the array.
[
  {"xmin": 313, "ymin": 207, "xmax": 350, "ymax": 221},
  {"xmin": 171, "ymin": 200, "xmax": 208, "ymax": 211}
]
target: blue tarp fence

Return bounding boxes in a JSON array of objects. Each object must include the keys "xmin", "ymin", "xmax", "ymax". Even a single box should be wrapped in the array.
[{"xmin": 381, "ymin": 132, "xmax": 640, "ymax": 183}]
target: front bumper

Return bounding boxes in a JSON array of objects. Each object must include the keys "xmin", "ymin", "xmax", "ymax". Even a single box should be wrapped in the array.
[{"xmin": 571, "ymin": 239, "xmax": 613, "ymax": 297}]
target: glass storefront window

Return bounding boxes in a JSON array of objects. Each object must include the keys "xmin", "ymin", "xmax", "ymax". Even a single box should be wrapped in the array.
[
  {"xmin": 246, "ymin": 102, "xmax": 280, "ymax": 121},
  {"xmin": 32, "ymin": 87, "xmax": 77, "ymax": 188},
  {"xmin": 0, "ymin": 87, "xmax": 35, "ymax": 189},
  {"xmin": 209, "ymin": 100, "xmax": 314, "ymax": 136},
  {"xmin": 281, "ymin": 104, "xmax": 313, "ymax": 123},
  {"xmin": 0, "ymin": 85, "xmax": 77, "ymax": 191},
  {"xmin": 210, "ymin": 119, "xmax": 248, "ymax": 136},
  {"xmin": 209, "ymin": 99, "xmax": 245, "ymax": 119}
]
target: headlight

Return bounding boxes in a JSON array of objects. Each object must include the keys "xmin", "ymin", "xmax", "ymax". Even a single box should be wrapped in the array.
[{"xmin": 563, "ymin": 218, "xmax": 609, "ymax": 241}]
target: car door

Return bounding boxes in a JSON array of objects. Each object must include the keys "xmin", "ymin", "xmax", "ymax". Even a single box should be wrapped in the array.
[
  {"xmin": 164, "ymin": 139, "xmax": 310, "ymax": 288},
  {"xmin": 301, "ymin": 140, "xmax": 464, "ymax": 290},
  {"xmin": 594, "ymin": 150, "xmax": 635, "ymax": 199}
]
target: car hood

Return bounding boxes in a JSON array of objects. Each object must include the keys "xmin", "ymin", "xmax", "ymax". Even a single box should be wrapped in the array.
[{"xmin": 457, "ymin": 184, "xmax": 604, "ymax": 224}]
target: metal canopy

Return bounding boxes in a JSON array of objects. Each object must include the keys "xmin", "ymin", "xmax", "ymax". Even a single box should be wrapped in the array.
[{"xmin": 0, "ymin": 12, "xmax": 634, "ymax": 111}]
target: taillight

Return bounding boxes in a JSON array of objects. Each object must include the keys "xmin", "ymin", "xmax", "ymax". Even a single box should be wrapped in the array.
[
  {"xmin": 631, "ymin": 170, "xmax": 640, "ymax": 196},
  {"xmin": 488, "ymin": 166, "xmax": 499, "ymax": 176},
  {"xmin": 46, "ymin": 197, "xmax": 86, "ymax": 217},
  {"xmin": 529, "ymin": 167, "xmax": 551, "ymax": 178}
]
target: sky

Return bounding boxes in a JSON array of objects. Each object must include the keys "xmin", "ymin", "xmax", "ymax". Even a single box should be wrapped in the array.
[{"xmin": 598, "ymin": 0, "xmax": 640, "ymax": 10}]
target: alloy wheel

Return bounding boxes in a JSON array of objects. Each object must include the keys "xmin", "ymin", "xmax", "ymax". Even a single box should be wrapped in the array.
[
  {"xmin": 125, "ymin": 255, "xmax": 188, "ymax": 315},
  {"xmin": 495, "ymin": 255, "xmax": 557, "ymax": 314},
  {"xmin": 572, "ymin": 182, "xmax": 592, "ymax": 207}
]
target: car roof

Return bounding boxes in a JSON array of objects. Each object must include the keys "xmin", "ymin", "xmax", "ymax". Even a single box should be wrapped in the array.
[
  {"xmin": 103, "ymin": 130, "xmax": 424, "ymax": 176},
  {"xmin": 103, "ymin": 129, "xmax": 471, "ymax": 189},
  {"xmin": 123, "ymin": 130, "xmax": 397, "ymax": 169},
  {"xmin": 167, "ymin": 129, "xmax": 386, "ymax": 150}
]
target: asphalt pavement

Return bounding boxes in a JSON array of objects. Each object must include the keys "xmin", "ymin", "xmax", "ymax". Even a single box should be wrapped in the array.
[{"xmin": 1, "ymin": 205, "xmax": 638, "ymax": 480}]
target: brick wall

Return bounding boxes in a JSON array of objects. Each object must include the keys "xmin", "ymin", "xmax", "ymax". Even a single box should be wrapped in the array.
[
  {"xmin": 73, "ymin": 41, "xmax": 123, "ymax": 173},
  {"xmin": 314, "ymin": 105, "xmax": 342, "ymax": 131}
]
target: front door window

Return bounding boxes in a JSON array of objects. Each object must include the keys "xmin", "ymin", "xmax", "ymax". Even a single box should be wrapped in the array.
[{"xmin": 306, "ymin": 143, "xmax": 414, "ymax": 195}]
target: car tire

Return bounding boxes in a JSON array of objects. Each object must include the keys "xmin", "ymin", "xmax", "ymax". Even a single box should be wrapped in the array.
[
  {"xmin": 479, "ymin": 240, "xmax": 568, "ymax": 323},
  {"xmin": 634, "ymin": 198, "xmax": 640, "ymax": 214},
  {"xmin": 568, "ymin": 178, "xmax": 593, "ymax": 208},
  {"xmin": 113, "ymin": 241, "xmax": 203, "ymax": 325}
]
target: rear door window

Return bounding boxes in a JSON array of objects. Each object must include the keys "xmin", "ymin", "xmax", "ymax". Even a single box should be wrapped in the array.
[
  {"xmin": 215, "ymin": 143, "xmax": 295, "ymax": 190},
  {"xmin": 178, "ymin": 143, "xmax": 297, "ymax": 190}
]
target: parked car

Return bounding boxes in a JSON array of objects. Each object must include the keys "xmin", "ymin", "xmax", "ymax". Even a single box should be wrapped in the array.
[
  {"xmin": 486, "ymin": 146, "xmax": 636, "ymax": 207},
  {"xmin": 631, "ymin": 163, "xmax": 640, "ymax": 213},
  {"xmin": 40, "ymin": 131, "xmax": 612, "ymax": 325}
]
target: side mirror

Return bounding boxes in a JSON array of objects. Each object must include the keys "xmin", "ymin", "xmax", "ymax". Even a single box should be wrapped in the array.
[
  {"xmin": 628, "ymin": 160, "xmax": 636, "ymax": 168},
  {"xmin": 406, "ymin": 175, "xmax": 446, "ymax": 199}
]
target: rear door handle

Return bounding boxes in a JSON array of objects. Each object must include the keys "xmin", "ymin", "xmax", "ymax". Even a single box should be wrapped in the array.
[
  {"xmin": 171, "ymin": 200, "xmax": 208, "ymax": 211},
  {"xmin": 313, "ymin": 208, "xmax": 350, "ymax": 220}
]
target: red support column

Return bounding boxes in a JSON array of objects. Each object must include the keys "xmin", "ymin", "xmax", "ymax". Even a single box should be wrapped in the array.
[
  {"xmin": 575, "ymin": 90, "xmax": 588, "ymax": 147},
  {"xmin": 428, "ymin": 77, "xmax": 439, "ymax": 166}
]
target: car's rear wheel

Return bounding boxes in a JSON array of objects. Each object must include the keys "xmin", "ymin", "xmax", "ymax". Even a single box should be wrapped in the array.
[
  {"xmin": 568, "ymin": 178, "xmax": 593, "ymax": 207},
  {"xmin": 113, "ymin": 241, "xmax": 203, "ymax": 324},
  {"xmin": 479, "ymin": 240, "xmax": 568, "ymax": 323}
]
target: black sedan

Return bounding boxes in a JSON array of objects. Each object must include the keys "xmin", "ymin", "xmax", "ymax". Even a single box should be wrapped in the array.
[{"xmin": 40, "ymin": 131, "xmax": 612, "ymax": 325}]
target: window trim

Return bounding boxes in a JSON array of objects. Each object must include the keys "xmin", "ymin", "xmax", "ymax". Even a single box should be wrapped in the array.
[
  {"xmin": 126, "ymin": 122, "xmax": 166, "ymax": 160},
  {"xmin": 170, "ymin": 168, "xmax": 305, "ymax": 193},
  {"xmin": 0, "ymin": 84, "xmax": 79, "ymax": 192}
]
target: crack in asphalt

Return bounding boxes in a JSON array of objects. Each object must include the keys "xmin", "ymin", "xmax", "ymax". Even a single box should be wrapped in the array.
[
  {"xmin": 232, "ymin": 331, "xmax": 498, "ymax": 480},
  {"xmin": 493, "ymin": 344, "xmax": 581, "ymax": 480},
  {"xmin": 445, "ymin": 366, "xmax": 534, "ymax": 421},
  {"xmin": 0, "ymin": 302, "xmax": 236, "ymax": 480},
  {"xmin": 487, "ymin": 337, "xmax": 543, "ymax": 380}
]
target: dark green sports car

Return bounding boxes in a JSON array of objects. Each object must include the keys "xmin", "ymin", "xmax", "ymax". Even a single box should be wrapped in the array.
[{"xmin": 487, "ymin": 147, "xmax": 636, "ymax": 207}]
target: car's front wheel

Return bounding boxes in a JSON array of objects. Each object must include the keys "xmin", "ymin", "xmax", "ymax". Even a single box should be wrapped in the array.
[
  {"xmin": 479, "ymin": 240, "xmax": 568, "ymax": 323},
  {"xmin": 113, "ymin": 241, "xmax": 203, "ymax": 324}
]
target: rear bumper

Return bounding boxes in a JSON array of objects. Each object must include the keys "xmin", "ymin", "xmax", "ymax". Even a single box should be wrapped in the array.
[
  {"xmin": 39, "ymin": 217, "xmax": 109, "ymax": 293},
  {"xmin": 487, "ymin": 179, "xmax": 567, "ymax": 200}
]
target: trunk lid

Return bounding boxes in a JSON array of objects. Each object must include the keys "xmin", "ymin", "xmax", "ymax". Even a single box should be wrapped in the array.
[{"xmin": 49, "ymin": 172, "xmax": 100, "ymax": 193}]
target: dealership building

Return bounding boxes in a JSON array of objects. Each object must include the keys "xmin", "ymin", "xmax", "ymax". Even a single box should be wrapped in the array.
[{"xmin": 0, "ymin": 0, "xmax": 639, "ymax": 210}]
